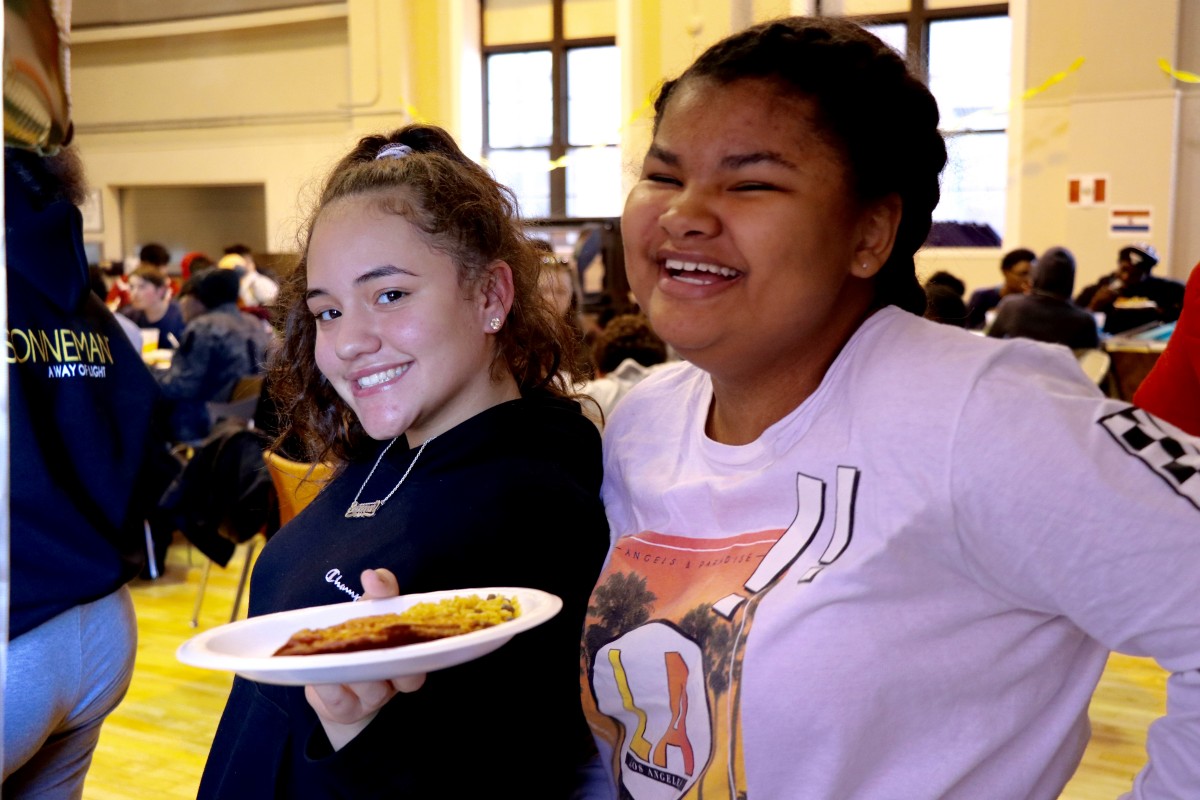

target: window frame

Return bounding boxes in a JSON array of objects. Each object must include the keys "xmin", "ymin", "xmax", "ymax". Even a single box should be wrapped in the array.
[
  {"xmin": 480, "ymin": 1, "xmax": 616, "ymax": 219},
  {"xmin": 837, "ymin": 1, "xmax": 1010, "ymax": 244},
  {"xmin": 835, "ymin": 2, "xmax": 1008, "ymax": 84}
]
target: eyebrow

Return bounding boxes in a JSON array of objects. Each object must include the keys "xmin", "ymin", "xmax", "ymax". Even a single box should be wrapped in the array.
[
  {"xmin": 647, "ymin": 144, "xmax": 798, "ymax": 171},
  {"xmin": 305, "ymin": 264, "xmax": 415, "ymax": 301}
]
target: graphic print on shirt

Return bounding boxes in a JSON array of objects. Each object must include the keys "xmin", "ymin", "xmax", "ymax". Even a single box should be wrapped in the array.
[
  {"xmin": 583, "ymin": 467, "xmax": 860, "ymax": 799},
  {"xmin": 1100, "ymin": 406, "xmax": 1200, "ymax": 509},
  {"xmin": 7, "ymin": 324, "xmax": 117, "ymax": 378}
]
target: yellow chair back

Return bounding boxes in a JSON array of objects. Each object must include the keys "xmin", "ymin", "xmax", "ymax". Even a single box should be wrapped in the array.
[{"xmin": 263, "ymin": 451, "xmax": 334, "ymax": 526}]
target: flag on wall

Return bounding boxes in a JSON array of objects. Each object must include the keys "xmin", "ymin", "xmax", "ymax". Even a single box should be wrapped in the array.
[
  {"xmin": 1068, "ymin": 175, "xmax": 1108, "ymax": 206},
  {"xmin": 1109, "ymin": 207, "xmax": 1153, "ymax": 236}
]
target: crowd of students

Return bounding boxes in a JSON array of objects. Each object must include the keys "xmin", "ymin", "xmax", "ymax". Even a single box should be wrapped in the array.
[{"xmin": 925, "ymin": 242, "xmax": 1186, "ymax": 349}]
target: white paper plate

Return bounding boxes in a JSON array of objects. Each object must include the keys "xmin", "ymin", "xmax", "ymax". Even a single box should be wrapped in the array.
[{"xmin": 176, "ymin": 587, "xmax": 561, "ymax": 686}]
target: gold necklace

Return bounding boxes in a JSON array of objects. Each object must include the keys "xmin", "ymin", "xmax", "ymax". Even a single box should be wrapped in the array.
[{"xmin": 344, "ymin": 435, "xmax": 437, "ymax": 519}]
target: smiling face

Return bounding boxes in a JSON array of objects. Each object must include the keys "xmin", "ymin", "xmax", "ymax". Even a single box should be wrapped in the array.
[
  {"xmin": 623, "ymin": 78, "xmax": 893, "ymax": 396},
  {"xmin": 305, "ymin": 194, "xmax": 518, "ymax": 443}
]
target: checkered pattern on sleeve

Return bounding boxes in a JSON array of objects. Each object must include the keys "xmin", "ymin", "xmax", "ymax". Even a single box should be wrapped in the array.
[{"xmin": 1101, "ymin": 407, "xmax": 1200, "ymax": 510}]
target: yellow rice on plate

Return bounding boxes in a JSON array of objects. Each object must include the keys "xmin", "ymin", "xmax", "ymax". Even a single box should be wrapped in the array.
[{"xmin": 274, "ymin": 594, "xmax": 521, "ymax": 656}]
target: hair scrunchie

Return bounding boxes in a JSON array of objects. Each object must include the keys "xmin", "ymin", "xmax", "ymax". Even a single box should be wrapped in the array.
[{"xmin": 375, "ymin": 143, "xmax": 414, "ymax": 161}]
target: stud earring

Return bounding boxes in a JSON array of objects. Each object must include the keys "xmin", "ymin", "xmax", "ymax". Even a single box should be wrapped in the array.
[
  {"xmin": 861, "ymin": 262, "xmax": 870, "ymax": 270},
  {"xmin": 489, "ymin": 317, "xmax": 503, "ymax": 332}
]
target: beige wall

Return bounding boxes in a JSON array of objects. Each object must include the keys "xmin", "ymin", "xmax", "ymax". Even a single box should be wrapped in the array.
[
  {"xmin": 71, "ymin": 1, "xmax": 466, "ymax": 262},
  {"xmin": 67, "ymin": 0, "xmax": 1200, "ymax": 297},
  {"xmin": 72, "ymin": 6, "xmax": 354, "ymax": 260},
  {"xmin": 119, "ymin": 185, "xmax": 268, "ymax": 268},
  {"xmin": 1015, "ymin": 0, "xmax": 1193, "ymax": 295}
]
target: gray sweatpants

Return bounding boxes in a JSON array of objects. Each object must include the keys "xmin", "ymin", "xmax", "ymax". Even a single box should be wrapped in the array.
[{"xmin": 3, "ymin": 587, "xmax": 137, "ymax": 799}]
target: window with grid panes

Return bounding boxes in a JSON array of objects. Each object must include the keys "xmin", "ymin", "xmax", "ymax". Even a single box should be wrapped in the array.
[
  {"xmin": 836, "ymin": 1, "xmax": 1011, "ymax": 243},
  {"xmin": 482, "ymin": 0, "xmax": 621, "ymax": 220}
]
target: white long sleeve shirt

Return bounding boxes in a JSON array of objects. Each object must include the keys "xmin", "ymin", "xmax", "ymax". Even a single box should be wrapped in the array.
[{"xmin": 582, "ymin": 307, "xmax": 1200, "ymax": 800}]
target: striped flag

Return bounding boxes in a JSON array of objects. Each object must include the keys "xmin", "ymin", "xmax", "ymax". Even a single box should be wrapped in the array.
[
  {"xmin": 1068, "ymin": 175, "xmax": 1107, "ymax": 206},
  {"xmin": 1110, "ymin": 208, "xmax": 1152, "ymax": 235}
]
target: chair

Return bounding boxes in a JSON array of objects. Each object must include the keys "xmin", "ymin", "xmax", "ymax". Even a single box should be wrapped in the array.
[
  {"xmin": 206, "ymin": 373, "xmax": 265, "ymax": 430},
  {"xmin": 191, "ymin": 534, "xmax": 262, "ymax": 628},
  {"xmin": 191, "ymin": 454, "xmax": 333, "ymax": 627},
  {"xmin": 172, "ymin": 420, "xmax": 274, "ymax": 627},
  {"xmin": 185, "ymin": 443, "xmax": 333, "ymax": 627},
  {"xmin": 1076, "ymin": 348, "xmax": 1112, "ymax": 386},
  {"xmin": 263, "ymin": 452, "xmax": 334, "ymax": 526}
]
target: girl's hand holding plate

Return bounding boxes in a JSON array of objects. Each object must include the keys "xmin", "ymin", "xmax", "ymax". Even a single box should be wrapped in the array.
[{"xmin": 305, "ymin": 569, "xmax": 427, "ymax": 750}]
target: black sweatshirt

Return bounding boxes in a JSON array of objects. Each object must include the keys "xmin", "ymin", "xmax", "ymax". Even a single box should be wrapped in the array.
[
  {"xmin": 200, "ymin": 396, "xmax": 610, "ymax": 799},
  {"xmin": 6, "ymin": 148, "xmax": 164, "ymax": 639}
]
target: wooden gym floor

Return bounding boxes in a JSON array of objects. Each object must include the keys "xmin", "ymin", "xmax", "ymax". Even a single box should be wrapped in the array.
[{"xmin": 81, "ymin": 539, "xmax": 1167, "ymax": 799}]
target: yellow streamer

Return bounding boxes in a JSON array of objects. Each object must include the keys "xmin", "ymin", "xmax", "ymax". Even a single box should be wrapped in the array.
[
  {"xmin": 1022, "ymin": 57, "xmax": 1085, "ymax": 100},
  {"xmin": 483, "ymin": 88, "xmax": 652, "ymax": 175},
  {"xmin": 1158, "ymin": 58, "xmax": 1200, "ymax": 83},
  {"xmin": 404, "ymin": 103, "xmax": 427, "ymax": 123},
  {"xmin": 624, "ymin": 94, "xmax": 655, "ymax": 128}
]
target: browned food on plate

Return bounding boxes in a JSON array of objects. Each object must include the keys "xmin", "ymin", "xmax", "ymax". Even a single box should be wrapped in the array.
[{"xmin": 273, "ymin": 594, "xmax": 520, "ymax": 656}]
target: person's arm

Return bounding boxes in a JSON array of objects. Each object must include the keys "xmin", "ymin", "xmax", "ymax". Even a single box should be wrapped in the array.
[
  {"xmin": 952, "ymin": 346, "xmax": 1200, "ymax": 798},
  {"xmin": 1079, "ymin": 277, "xmax": 1120, "ymax": 312},
  {"xmin": 304, "ymin": 569, "xmax": 425, "ymax": 751},
  {"xmin": 1134, "ymin": 265, "xmax": 1200, "ymax": 435},
  {"xmin": 154, "ymin": 325, "xmax": 210, "ymax": 399}
]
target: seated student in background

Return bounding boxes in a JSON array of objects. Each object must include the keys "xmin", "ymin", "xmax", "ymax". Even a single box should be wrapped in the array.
[
  {"xmin": 581, "ymin": 313, "xmax": 669, "ymax": 422},
  {"xmin": 965, "ymin": 247, "xmax": 1035, "ymax": 329},
  {"xmin": 199, "ymin": 125, "xmax": 609, "ymax": 799},
  {"xmin": 180, "ymin": 250, "xmax": 214, "ymax": 281},
  {"xmin": 987, "ymin": 246, "xmax": 1100, "ymax": 350},
  {"xmin": 1076, "ymin": 243, "xmax": 1185, "ymax": 334},
  {"xmin": 923, "ymin": 270, "xmax": 968, "ymax": 327},
  {"xmin": 174, "ymin": 272, "xmax": 207, "ymax": 325},
  {"xmin": 1134, "ymin": 260, "xmax": 1200, "ymax": 435},
  {"xmin": 219, "ymin": 243, "xmax": 279, "ymax": 310},
  {"xmin": 925, "ymin": 270, "xmax": 965, "ymax": 298},
  {"xmin": 104, "ymin": 242, "xmax": 168, "ymax": 313},
  {"xmin": 89, "ymin": 265, "xmax": 142, "ymax": 347},
  {"xmin": 155, "ymin": 268, "xmax": 272, "ymax": 443},
  {"xmin": 534, "ymin": 237, "xmax": 594, "ymax": 374},
  {"xmin": 124, "ymin": 264, "xmax": 186, "ymax": 348}
]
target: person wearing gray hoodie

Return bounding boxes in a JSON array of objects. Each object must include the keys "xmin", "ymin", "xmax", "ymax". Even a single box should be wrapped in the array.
[{"xmin": 988, "ymin": 246, "xmax": 1101, "ymax": 350}]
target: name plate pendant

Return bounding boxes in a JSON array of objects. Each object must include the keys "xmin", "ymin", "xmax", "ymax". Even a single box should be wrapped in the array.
[{"xmin": 345, "ymin": 500, "xmax": 382, "ymax": 519}]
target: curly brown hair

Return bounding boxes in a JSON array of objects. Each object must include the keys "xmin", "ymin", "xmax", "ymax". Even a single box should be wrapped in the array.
[
  {"xmin": 592, "ymin": 314, "xmax": 667, "ymax": 375},
  {"xmin": 269, "ymin": 124, "xmax": 585, "ymax": 466}
]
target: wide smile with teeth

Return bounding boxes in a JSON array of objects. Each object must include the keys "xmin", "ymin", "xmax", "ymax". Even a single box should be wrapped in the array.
[
  {"xmin": 357, "ymin": 364, "xmax": 408, "ymax": 389},
  {"xmin": 664, "ymin": 259, "xmax": 741, "ymax": 285}
]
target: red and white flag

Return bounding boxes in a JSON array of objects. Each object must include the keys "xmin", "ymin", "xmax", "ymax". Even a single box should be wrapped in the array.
[{"xmin": 1068, "ymin": 175, "xmax": 1107, "ymax": 206}]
